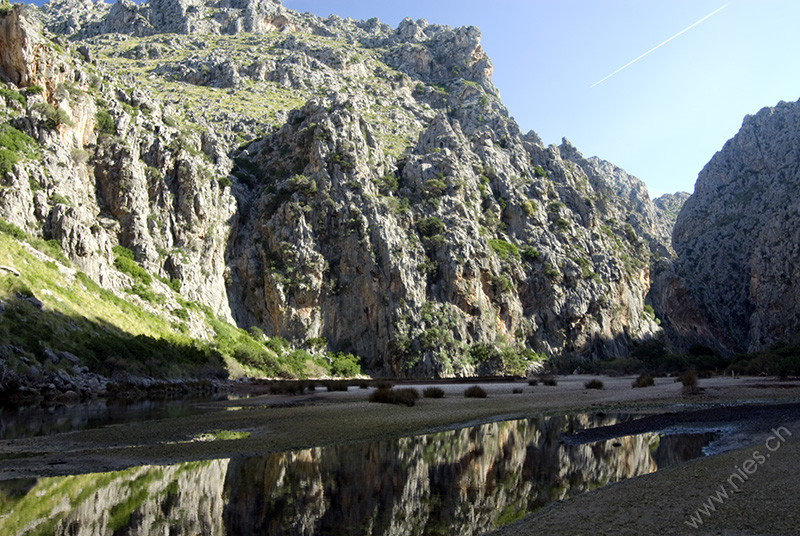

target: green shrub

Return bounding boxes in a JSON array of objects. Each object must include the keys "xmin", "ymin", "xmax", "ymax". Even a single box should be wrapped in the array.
[
  {"xmin": 31, "ymin": 102, "xmax": 72, "ymax": 130},
  {"xmin": 533, "ymin": 165, "xmax": 548, "ymax": 178},
  {"xmin": 512, "ymin": 387, "xmax": 523, "ymax": 394},
  {"xmin": 380, "ymin": 173, "xmax": 398, "ymax": 192},
  {"xmin": 0, "ymin": 123, "xmax": 37, "ymax": 174},
  {"xmin": 217, "ymin": 176, "xmax": 233, "ymax": 188},
  {"xmin": 369, "ymin": 387, "xmax": 420, "ymax": 406},
  {"xmin": 329, "ymin": 351, "xmax": 361, "ymax": 377},
  {"xmin": 541, "ymin": 376, "xmax": 558, "ymax": 386},
  {"xmin": 416, "ymin": 216, "xmax": 445, "ymax": 238},
  {"xmin": 528, "ymin": 378, "xmax": 538, "ymax": 386},
  {"xmin": 488, "ymin": 239, "xmax": 520, "ymax": 261},
  {"xmin": 287, "ymin": 174, "xmax": 316, "ymax": 196},
  {"xmin": 422, "ymin": 386, "xmax": 445, "ymax": 398},
  {"xmin": 464, "ymin": 385, "xmax": 487, "ymax": 398},
  {"xmin": 0, "ymin": 87, "xmax": 25, "ymax": 108},
  {"xmin": 632, "ymin": 373, "xmax": 655, "ymax": 388},
  {"xmin": 522, "ymin": 247, "xmax": 540, "ymax": 261},
  {"xmin": 423, "ymin": 178, "xmax": 446, "ymax": 197},
  {"xmin": 24, "ymin": 85, "xmax": 43, "ymax": 96},
  {"xmin": 491, "ymin": 274, "xmax": 513, "ymax": 294},
  {"xmin": 584, "ymin": 379, "xmax": 604, "ymax": 390},
  {"xmin": 95, "ymin": 110, "xmax": 116, "ymax": 135}
]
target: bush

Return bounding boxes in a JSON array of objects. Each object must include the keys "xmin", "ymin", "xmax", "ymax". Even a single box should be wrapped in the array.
[
  {"xmin": 528, "ymin": 378, "xmax": 539, "ymax": 386},
  {"xmin": 287, "ymin": 174, "xmax": 317, "ymax": 196},
  {"xmin": 31, "ymin": 102, "xmax": 73, "ymax": 130},
  {"xmin": 329, "ymin": 352, "xmax": 361, "ymax": 377},
  {"xmin": 679, "ymin": 370, "xmax": 699, "ymax": 394},
  {"xmin": 369, "ymin": 387, "xmax": 420, "ymax": 406},
  {"xmin": 95, "ymin": 110, "xmax": 116, "ymax": 135},
  {"xmin": 512, "ymin": 387, "xmax": 523, "ymax": 394},
  {"xmin": 488, "ymin": 239, "xmax": 520, "ymax": 261},
  {"xmin": 464, "ymin": 385, "xmax": 487, "ymax": 398},
  {"xmin": 422, "ymin": 387, "xmax": 445, "ymax": 398},
  {"xmin": 416, "ymin": 216, "xmax": 445, "ymax": 238},
  {"xmin": 325, "ymin": 380, "xmax": 349, "ymax": 392},
  {"xmin": 491, "ymin": 274, "xmax": 514, "ymax": 294},
  {"xmin": 423, "ymin": 178, "xmax": 447, "ymax": 197},
  {"xmin": 0, "ymin": 124, "xmax": 37, "ymax": 175},
  {"xmin": 0, "ymin": 87, "xmax": 25, "ymax": 108},
  {"xmin": 584, "ymin": 379, "xmax": 604, "ymax": 390},
  {"xmin": 541, "ymin": 376, "xmax": 558, "ymax": 386},
  {"xmin": 632, "ymin": 373, "xmax": 655, "ymax": 388}
]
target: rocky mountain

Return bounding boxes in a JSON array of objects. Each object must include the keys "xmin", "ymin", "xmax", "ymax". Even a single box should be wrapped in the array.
[
  {"xmin": 652, "ymin": 192, "xmax": 689, "ymax": 229},
  {"xmin": 654, "ymin": 99, "xmax": 800, "ymax": 356},
  {"xmin": 0, "ymin": 0, "xmax": 686, "ymax": 382}
]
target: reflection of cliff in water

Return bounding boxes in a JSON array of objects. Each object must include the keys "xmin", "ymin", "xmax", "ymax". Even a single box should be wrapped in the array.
[{"xmin": 0, "ymin": 414, "xmax": 711, "ymax": 536}]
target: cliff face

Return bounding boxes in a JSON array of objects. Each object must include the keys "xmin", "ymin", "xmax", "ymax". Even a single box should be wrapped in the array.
[
  {"xmin": 658, "ymin": 99, "xmax": 800, "ymax": 354},
  {"xmin": 0, "ymin": 0, "xmax": 672, "ymax": 378}
]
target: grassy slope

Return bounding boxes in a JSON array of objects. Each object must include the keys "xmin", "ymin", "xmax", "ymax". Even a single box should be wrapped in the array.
[{"xmin": 0, "ymin": 225, "xmax": 356, "ymax": 380}]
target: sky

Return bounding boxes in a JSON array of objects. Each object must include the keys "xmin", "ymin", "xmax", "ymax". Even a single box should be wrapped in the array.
[
  {"xmin": 23, "ymin": 0, "xmax": 800, "ymax": 196},
  {"xmin": 280, "ymin": 0, "xmax": 800, "ymax": 197}
]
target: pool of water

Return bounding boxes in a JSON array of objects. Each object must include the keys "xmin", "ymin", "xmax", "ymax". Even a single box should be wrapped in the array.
[
  {"xmin": 0, "ymin": 412, "xmax": 716, "ymax": 535},
  {"xmin": 0, "ymin": 398, "xmax": 220, "ymax": 439}
]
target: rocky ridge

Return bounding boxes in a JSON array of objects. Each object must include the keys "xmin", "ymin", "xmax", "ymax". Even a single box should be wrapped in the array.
[
  {"xmin": 655, "ymin": 99, "xmax": 800, "ymax": 355},
  {"xmin": 0, "ymin": 0, "xmax": 684, "ymax": 380}
]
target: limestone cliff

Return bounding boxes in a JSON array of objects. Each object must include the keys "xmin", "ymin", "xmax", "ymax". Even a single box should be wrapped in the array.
[
  {"xmin": 0, "ymin": 0, "xmax": 670, "ymax": 379},
  {"xmin": 657, "ymin": 99, "xmax": 800, "ymax": 354}
]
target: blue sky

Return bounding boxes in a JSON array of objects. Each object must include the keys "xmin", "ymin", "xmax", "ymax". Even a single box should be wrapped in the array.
[
  {"xmin": 25, "ymin": 0, "xmax": 800, "ymax": 196},
  {"xmin": 282, "ymin": 1, "xmax": 800, "ymax": 196}
]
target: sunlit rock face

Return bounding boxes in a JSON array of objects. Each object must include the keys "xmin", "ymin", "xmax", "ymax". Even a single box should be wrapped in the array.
[{"xmin": 2, "ymin": 0, "xmax": 672, "ymax": 378}]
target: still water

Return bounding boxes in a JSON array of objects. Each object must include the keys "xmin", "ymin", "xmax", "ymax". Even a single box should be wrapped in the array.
[
  {"xmin": 0, "ymin": 399, "xmax": 216, "ymax": 439},
  {"xmin": 0, "ymin": 414, "xmax": 714, "ymax": 536}
]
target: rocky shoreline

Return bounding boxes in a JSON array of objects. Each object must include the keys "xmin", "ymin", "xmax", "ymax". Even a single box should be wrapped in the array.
[{"xmin": 0, "ymin": 343, "xmax": 225, "ymax": 405}]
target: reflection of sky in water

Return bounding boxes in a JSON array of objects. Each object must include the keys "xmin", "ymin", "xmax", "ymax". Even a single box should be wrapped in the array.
[{"xmin": 0, "ymin": 414, "xmax": 714, "ymax": 536}]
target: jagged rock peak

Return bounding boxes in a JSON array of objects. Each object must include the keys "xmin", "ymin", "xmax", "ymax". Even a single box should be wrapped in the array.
[
  {"xmin": 557, "ymin": 138, "xmax": 674, "ymax": 258},
  {"xmin": 668, "ymin": 98, "xmax": 800, "ymax": 354}
]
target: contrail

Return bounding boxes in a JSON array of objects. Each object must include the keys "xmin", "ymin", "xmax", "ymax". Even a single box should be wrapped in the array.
[{"xmin": 591, "ymin": 4, "xmax": 729, "ymax": 88}]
